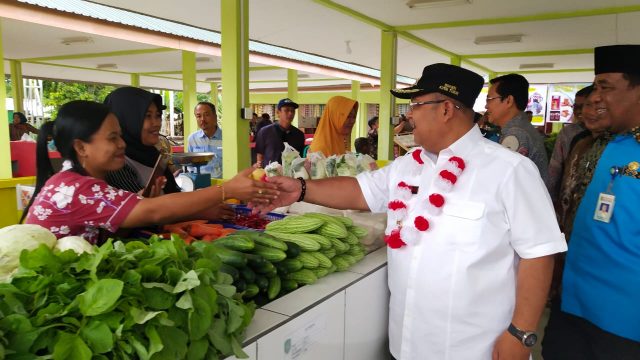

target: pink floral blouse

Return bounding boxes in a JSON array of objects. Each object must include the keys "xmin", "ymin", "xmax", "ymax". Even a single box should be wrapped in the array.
[{"xmin": 25, "ymin": 170, "xmax": 141, "ymax": 243}]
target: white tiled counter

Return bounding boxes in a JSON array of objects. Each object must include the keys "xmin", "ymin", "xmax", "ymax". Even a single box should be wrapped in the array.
[{"xmin": 225, "ymin": 247, "xmax": 390, "ymax": 360}]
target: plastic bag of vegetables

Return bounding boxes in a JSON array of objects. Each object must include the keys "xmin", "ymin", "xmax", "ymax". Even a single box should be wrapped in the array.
[
  {"xmin": 291, "ymin": 157, "xmax": 310, "ymax": 179},
  {"xmin": 281, "ymin": 142, "xmax": 300, "ymax": 177},
  {"xmin": 265, "ymin": 161, "xmax": 283, "ymax": 178},
  {"xmin": 336, "ymin": 153, "xmax": 358, "ymax": 176},
  {"xmin": 307, "ymin": 151, "xmax": 328, "ymax": 179},
  {"xmin": 356, "ymin": 153, "xmax": 378, "ymax": 174},
  {"xmin": 325, "ymin": 155, "xmax": 338, "ymax": 177}
]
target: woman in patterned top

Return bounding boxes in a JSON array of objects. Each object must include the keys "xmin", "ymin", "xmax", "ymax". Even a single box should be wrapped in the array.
[{"xmin": 22, "ymin": 101, "xmax": 278, "ymax": 244}]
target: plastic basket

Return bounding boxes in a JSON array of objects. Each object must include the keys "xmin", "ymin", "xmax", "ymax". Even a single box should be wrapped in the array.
[
  {"xmin": 232, "ymin": 205, "xmax": 286, "ymax": 221},
  {"xmin": 209, "ymin": 205, "xmax": 286, "ymax": 230}
]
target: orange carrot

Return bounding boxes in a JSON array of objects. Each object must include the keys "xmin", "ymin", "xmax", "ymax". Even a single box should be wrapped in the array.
[
  {"xmin": 219, "ymin": 228, "xmax": 237, "ymax": 236},
  {"xmin": 162, "ymin": 219, "xmax": 207, "ymax": 231},
  {"xmin": 182, "ymin": 235, "xmax": 195, "ymax": 245},
  {"xmin": 201, "ymin": 234, "xmax": 219, "ymax": 242},
  {"xmin": 188, "ymin": 223, "xmax": 223, "ymax": 238},
  {"xmin": 198, "ymin": 223, "xmax": 224, "ymax": 230}
]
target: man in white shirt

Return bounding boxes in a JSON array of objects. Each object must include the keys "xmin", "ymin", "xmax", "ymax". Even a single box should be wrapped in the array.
[{"xmin": 261, "ymin": 63, "xmax": 567, "ymax": 360}]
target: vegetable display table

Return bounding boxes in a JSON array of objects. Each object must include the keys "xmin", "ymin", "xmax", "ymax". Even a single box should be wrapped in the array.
[{"xmin": 225, "ymin": 247, "xmax": 389, "ymax": 360}]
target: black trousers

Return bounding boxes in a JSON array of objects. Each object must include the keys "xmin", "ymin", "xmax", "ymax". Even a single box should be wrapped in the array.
[{"xmin": 542, "ymin": 302, "xmax": 640, "ymax": 360}]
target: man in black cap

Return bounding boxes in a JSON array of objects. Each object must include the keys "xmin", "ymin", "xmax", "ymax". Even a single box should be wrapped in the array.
[
  {"xmin": 542, "ymin": 45, "xmax": 640, "ymax": 360},
  {"xmin": 255, "ymin": 98, "xmax": 305, "ymax": 167},
  {"xmin": 258, "ymin": 63, "xmax": 566, "ymax": 360},
  {"xmin": 485, "ymin": 73, "xmax": 549, "ymax": 186}
]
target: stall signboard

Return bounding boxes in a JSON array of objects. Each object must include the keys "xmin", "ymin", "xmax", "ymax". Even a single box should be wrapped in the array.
[
  {"xmin": 526, "ymin": 84, "xmax": 548, "ymax": 126},
  {"xmin": 546, "ymin": 83, "xmax": 591, "ymax": 123}
]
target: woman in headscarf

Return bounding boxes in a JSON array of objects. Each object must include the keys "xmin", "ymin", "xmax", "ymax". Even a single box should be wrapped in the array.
[
  {"xmin": 9, "ymin": 111, "xmax": 39, "ymax": 141},
  {"xmin": 103, "ymin": 86, "xmax": 181, "ymax": 195},
  {"xmin": 309, "ymin": 96, "xmax": 358, "ymax": 156}
]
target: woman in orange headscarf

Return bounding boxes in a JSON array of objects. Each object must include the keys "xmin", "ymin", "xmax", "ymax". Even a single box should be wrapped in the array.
[{"xmin": 309, "ymin": 96, "xmax": 358, "ymax": 156}]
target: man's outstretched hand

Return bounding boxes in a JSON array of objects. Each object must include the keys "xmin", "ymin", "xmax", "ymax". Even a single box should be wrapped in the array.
[{"xmin": 249, "ymin": 176, "xmax": 302, "ymax": 214}]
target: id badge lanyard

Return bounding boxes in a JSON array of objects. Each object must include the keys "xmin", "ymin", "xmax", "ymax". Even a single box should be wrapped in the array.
[{"xmin": 593, "ymin": 166, "xmax": 620, "ymax": 223}]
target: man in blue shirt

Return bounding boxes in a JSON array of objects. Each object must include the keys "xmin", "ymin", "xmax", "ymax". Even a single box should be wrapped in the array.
[
  {"xmin": 255, "ymin": 98, "xmax": 305, "ymax": 167},
  {"xmin": 187, "ymin": 101, "xmax": 222, "ymax": 178},
  {"xmin": 542, "ymin": 45, "xmax": 640, "ymax": 359}
]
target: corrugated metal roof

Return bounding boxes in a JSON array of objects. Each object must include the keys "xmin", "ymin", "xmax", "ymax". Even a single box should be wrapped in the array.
[{"xmin": 18, "ymin": 0, "xmax": 415, "ymax": 84}]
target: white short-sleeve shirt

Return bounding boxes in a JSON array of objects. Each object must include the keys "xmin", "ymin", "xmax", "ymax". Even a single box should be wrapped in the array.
[{"xmin": 356, "ymin": 126, "xmax": 567, "ymax": 360}]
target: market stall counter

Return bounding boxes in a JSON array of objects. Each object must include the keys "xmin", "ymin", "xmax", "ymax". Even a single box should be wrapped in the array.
[
  {"xmin": 1, "ymin": 202, "xmax": 390, "ymax": 359},
  {"xmin": 10, "ymin": 141, "xmax": 62, "ymax": 177},
  {"xmin": 225, "ymin": 246, "xmax": 389, "ymax": 360}
]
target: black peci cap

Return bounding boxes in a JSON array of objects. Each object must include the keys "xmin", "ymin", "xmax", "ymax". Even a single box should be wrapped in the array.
[
  {"xmin": 595, "ymin": 45, "xmax": 640, "ymax": 75},
  {"xmin": 391, "ymin": 63, "xmax": 484, "ymax": 109}
]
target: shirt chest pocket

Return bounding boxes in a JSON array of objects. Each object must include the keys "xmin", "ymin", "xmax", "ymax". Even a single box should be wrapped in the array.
[
  {"xmin": 440, "ymin": 200, "xmax": 486, "ymax": 251},
  {"xmin": 191, "ymin": 145, "xmax": 208, "ymax": 153}
]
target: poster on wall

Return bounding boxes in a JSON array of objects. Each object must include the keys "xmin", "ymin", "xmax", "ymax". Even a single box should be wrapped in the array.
[
  {"xmin": 526, "ymin": 84, "xmax": 548, "ymax": 126},
  {"xmin": 546, "ymin": 83, "xmax": 591, "ymax": 123}
]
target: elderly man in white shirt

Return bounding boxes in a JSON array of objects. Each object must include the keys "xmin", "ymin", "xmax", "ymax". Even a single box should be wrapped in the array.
[{"xmin": 260, "ymin": 63, "xmax": 567, "ymax": 360}]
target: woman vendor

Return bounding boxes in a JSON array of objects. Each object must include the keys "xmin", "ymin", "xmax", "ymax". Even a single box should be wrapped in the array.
[
  {"xmin": 309, "ymin": 96, "xmax": 358, "ymax": 156},
  {"xmin": 9, "ymin": 111, "xmax": 39, "ymax": 141},
  {"xmin": 103, "ymin": 86, "xmax": 181, "ymax": 194},
  {"xmin": 22, "ymin": 100, "xmax": 278, "ymax": 244}
]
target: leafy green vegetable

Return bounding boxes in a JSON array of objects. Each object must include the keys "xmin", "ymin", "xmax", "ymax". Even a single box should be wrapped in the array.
[
  {"xmin": 0, "ymin": 236, "xmax": 253, "ymax": 359},
  {"xmin": 53, "ymin": 332, "xmax": 92, "ymax": 360},
  {"xmin": 78, "ymin": 279, "xmax": 123, "ymax": 316}
]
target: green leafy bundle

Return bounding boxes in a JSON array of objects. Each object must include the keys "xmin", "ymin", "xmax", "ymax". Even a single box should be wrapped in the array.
[{"xmin": 0, "ymin": 235, "xmax": 254, "ymax": 360}]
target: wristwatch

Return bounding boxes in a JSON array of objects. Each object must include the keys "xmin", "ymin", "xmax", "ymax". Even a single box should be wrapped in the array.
[{"xmin": 507, "ymin": 323, "xmax": 538, "ymax": 347}]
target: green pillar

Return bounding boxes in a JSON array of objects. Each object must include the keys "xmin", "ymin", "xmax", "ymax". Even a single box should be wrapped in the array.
[
  {"xmin": 287, "ymin": 69, "xmax": 299, "ymax": 127},
  {"xmin": 450, "ymin": 56, "xmax": 461, "ymax": 66},
  {"xmin": 0, "ymin": 21, "xmax": 11, "ymax": 178},
  {"xmin": 350, "ymin": 80, "xmax": 362, "ymax": 149},
  {"xmin": 130, "ymin": 73, "xmax": 140, "ymax": 87},
  {"xmin": 221, "ymin": 0, "xmax": 250, "ymax": 177},
  {"xmin": 182, "ymin": 51, "xmax": 197, "ymax": 151},
  {"xmin": 379, "ymin": 30, "xmax": 397, "ymax": 160},
  {"xmin": 9, "ymin": 60, "xmax": 24, "ymax": 113},
  {"xmin": 163, "ymin": 90, "xmax": 170, "ymax": 109},
  {"xmin": 210, "ymin": 82, "xmax": 220, "ymax": 118}
]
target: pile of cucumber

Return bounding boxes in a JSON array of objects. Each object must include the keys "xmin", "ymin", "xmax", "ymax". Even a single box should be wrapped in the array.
[{"xmin": 210, "ymin": 213, "xmax": 368, "ymax": 305}]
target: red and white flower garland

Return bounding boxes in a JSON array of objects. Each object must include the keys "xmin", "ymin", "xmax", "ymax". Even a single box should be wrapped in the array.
[{"xmin": 384, "ymin": 152, "xmax": 466, "ymax": 249}]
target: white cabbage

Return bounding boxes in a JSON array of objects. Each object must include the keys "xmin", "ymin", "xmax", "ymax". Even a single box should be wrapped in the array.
[
  {"xmin": 55, "ymin": 236, "xmax": 95, "ymax": 255},
  {"xmin": 0, "ymin": 224, "xmax": 57, "ymax": 282}
]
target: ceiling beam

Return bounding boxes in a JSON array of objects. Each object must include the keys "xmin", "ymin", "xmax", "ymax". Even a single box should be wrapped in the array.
[
  {"xmin": 21, "ymin": 60, "xmax": 210, "ymax": 83},
  {"xmin": 311, "ymin": 0, "xmax": 392, "ymax": 30},
  {"xmin": 497, "ymin": 68, "xmax": 593, "ymax": 75},
  {"xmin": 250, "ymin": 78, "xmax": 343, "ymax": 83},
  {"xmin": 463, "ymin": 48, "xmax": 593, "ymax": 59},
  {"xmin": 2, "ymin": 1, "xmax": 384, "ymax": 86},
  {"xmin": 395, "ymin": 5, "xmax": 640, "ymax": 31},
  {"xmin": 141, "ymin": 66, "xmax": 279, "ymax": 75},
  {"xmin": 18, "ymin": 48, "xmax": 176, "ymax": 62},
  {"xmin": 312, "ymin": 0, "xmax": 494, "ymax": 75}
]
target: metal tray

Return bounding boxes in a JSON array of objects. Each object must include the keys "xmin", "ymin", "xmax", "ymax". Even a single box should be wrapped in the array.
[{"xmin": 171, "ymin": 152, "xmax": 215, "ymax": 166}]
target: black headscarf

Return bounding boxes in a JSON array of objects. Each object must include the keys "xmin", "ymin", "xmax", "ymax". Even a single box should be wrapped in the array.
[{"xmin": 104, "ymin": 87, "xmax": 180, "ymax": 193}]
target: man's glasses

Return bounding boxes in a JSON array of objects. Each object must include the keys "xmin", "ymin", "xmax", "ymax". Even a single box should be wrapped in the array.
[
  {"xmin": 409, "ymin": 99, "xmax": 460, "ymax": 111},
  {"xmin": 486, "ymin": 96, "xmax": 504, "ymax": 103}
]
